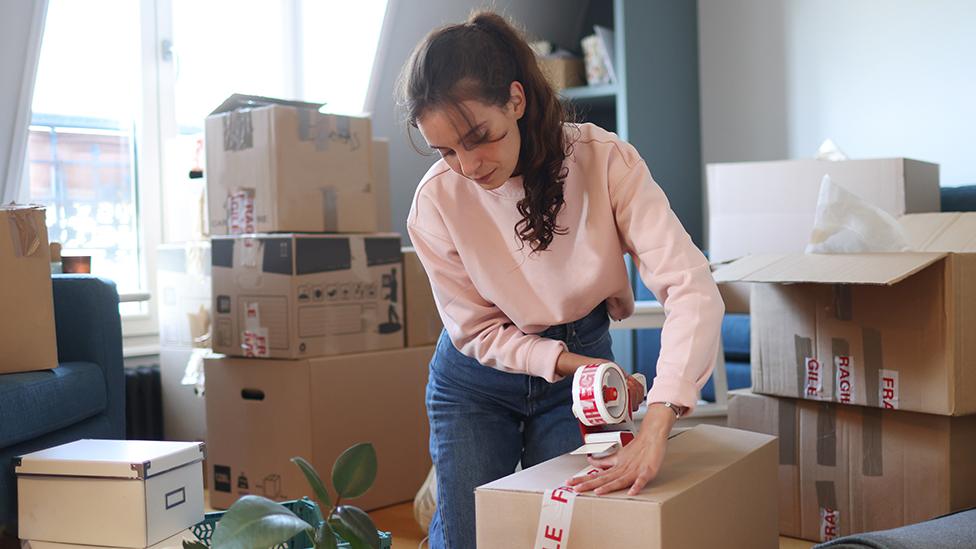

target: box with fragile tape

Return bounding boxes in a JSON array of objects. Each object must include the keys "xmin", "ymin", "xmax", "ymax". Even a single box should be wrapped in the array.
[
  {"xmin": 728, "ymin": 390, "xmax": 976, "ymax": 542},
  {"xmin": 211, "ymin": 233, "xmax": 404, "ymax": 359},
  {"xmin": 204, "ymin": 346, "xmax": 434, "ymax": 511},
  {"xmin": 714, "ymin": 212, "xmax": 976, "ymax": 416},
  {"xmin": 205, "ymin": 94, "xmax": 388, "ymax": 235},
  {"xmin": 476, "ymin": 425, "xmax": 779, "ymax": 549}
]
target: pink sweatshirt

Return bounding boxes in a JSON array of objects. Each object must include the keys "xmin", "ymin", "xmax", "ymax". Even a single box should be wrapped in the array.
[{"xmin": 407, "ymin": 123, "xmax": 724, "ymax": 410}]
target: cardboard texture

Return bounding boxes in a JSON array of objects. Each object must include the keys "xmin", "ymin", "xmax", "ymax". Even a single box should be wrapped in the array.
[
  {"xmin": 157, "ymin": 242, "xmax": 211, "ymax": 349},
  {"xmin": 17, "ymin": 441, "xmax": 205, "ymax": 548},
  {"xmin": 204, "ymin": 346, "xmax": 434, "ymax": 511},
  {"xmin": 211, "ymin": 233, "xmax": 404, "ymax": 359},
  {"xmin": 714, "ymin": 213, "xmax": 976, "ymax": 415},
  {"xmin": 728, "ymin": 391, "xmax": 976, "ymax": 542},
  {"xmin": 403, "ymin": 248, "xmax": 441, "ymax": 347},
  {"xmin": 205, "ymin": 94, "xmax": 381, "ymax": 234},
  {"xmin": 373, "ymin": 138, "xmax": 392, "ymax": 233},
  {"xmin": 476, "ymin": 425, "xmax": 779, "ymax": 549},
  {"xmin": 706, "ymin": 158, "xmax": 940, "ymax": 263},
  {"xmin": 160, "ymin": 347, "xmax": 207, "ymax": 443},
  {"xmin": 0, "ymin": 205, "xmax": 58, "ymax": 374}
]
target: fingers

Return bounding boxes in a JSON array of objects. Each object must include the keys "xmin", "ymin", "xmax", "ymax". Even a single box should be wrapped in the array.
[
  {"xmin": 587, "ymin": 454, "xmax": 617, "ymax": 469},
  {"xmin": 572, "ymin": 467, "xmax": 625, "ymax": 494},
  {"xmin": 628, "ymin": 471, "xmax": 654, "ymax": 496}
]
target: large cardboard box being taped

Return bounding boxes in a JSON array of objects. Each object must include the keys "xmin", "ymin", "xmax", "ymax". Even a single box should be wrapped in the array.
[
  {"xmin": 205, "ymin": 94, "xmax": 380, "ymax": 235},
  {"xmin": 204, "ymin": 346, "xmax": 434, "ymax": 511},
  {"xmin": 1, "ymin": 205, "xmax": 58, "ymax": 374},
  {"xmin": 16, "ymin": 440, "xmax": 205, "ymax": 548},
  {"xmin": 403, "ymin": 248, "xmax": 441, "ymax": 347},
  {"xmin": 706, "ymin": 158, "xmax": 939, "ymax": 264},
  {"xmin": 157, "ymin": 242, "xmax": 211, "ymax": 349},
  {"xmin": 714, "ymin": 212, "xmax": 976, "ymax": 416},
  {"xmin": 476, "ymin": 425, "xmax": 778, "ymax": 549},
  {"xmin": 211, "ymin": 233, "xmax": 404, "ymax": 359},
  {"xmin": 728, "ymin": 391, "xmax": 976, "ymax": 542}
]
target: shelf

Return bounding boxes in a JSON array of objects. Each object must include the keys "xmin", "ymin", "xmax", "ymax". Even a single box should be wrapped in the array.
[{"xmin": 558, "ymin": 83, "xmax": 619, "ymax": 102}]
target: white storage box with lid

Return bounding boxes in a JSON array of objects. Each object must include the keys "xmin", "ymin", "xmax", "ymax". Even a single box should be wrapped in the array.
[{"xmin": 16, "ymin": 440, "xmax": 206, "ymax": 548}]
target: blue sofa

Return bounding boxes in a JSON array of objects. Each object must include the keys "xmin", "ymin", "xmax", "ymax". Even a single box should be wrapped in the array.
[
  {"xmin": 635, "ymin": 184, "xmax": 976, "ymax": 402},
  {"xmin": 0, "ymin": 275, "xmax": 124, "ymax": 537}
]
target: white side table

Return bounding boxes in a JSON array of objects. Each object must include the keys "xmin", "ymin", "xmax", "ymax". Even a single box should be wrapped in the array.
[{"xmin": 610, "ymin": 300, "xmax": 729, "ymax": 424}]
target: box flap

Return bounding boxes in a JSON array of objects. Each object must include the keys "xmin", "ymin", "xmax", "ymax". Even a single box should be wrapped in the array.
[
  {"xmin": 900, "ymin": 212, "xmax": 976, "ymax": 252},
  {"xmin": 712, "ymin": 252, "xmax": 947, "ymax": 285},
  {"xmin": 209, "ymin": 93, "xmax": 324, "ymax": 116},
  {"xmin": 477, "ymin": 425, "xmax": 775, "ymax": 503},
  {"xmin": 16, "ymin": 440, "xmax": 205, "ymax": 479}
]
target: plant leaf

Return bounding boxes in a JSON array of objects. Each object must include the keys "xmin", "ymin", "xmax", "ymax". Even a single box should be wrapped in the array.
[
  {"xmin": 331, "ymin": 443, "xmax": 377, "ymax": 500},
  {"xmin": 291, "ymin": 456, "xmax": 333, "ymax": 509},
  {"xmin": 314, "ymin": 522, "xmax": 339, "ymax": 549},
  {"xmin": 211, "ymin": 495, "xmax": 312, "ymax": 549},
  {"xmin": 182, "ymin": 541, "xmax": 209, "ymax": 549},
  {"xmin": 329, "ymin": 506, "xmax": 381, "ymax": 549}
]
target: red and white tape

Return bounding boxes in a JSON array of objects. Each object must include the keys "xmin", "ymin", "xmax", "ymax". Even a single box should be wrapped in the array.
[
  {"xmin": 571, "ymin": 363, "xmax": 629, "ymax": 426},
  {"xmin": 533, "ymin": 466, "xmax": 602, "ymax": 549}
]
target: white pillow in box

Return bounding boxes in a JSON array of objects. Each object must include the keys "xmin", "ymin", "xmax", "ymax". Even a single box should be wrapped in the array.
[{"xmin": 16, "ymin": 440, "xmax": 205, "ymax": 548}]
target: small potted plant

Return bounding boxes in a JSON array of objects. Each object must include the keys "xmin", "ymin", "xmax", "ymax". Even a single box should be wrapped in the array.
[{"xmin": 187, "ymin": 443, "xmax": 383, "ymax": 549}]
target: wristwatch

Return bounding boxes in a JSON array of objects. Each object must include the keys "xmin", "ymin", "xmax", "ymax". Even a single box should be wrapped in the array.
[{"xmin": 657, "ymin": 401, "xmax": 686, "ymax": 419}]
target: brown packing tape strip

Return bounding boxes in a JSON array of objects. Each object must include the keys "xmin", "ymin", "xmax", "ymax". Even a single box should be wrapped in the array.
[
  {"xmin": 816, "ymin": 402, "xmax": 837, "ymax": 467},
  {"xmin": 321, "ymin": 187, "xmax": 338, "ymax": 232},
  {"xmin": 223, "ymin": 110, "xmax": 254, "ymax": 151},
  {"xmin": 863, "ymin": 327, "xmax": 883, "ymax": 407},
  {"xmin": 778, "ymin": 398, "xmax": 798, "ymax": 466},
  {"xmin": 795, "ymin": 335, "xmax": 813, "ymax": 398},
  {"xmin": 861, "ymin": 407, "xmax": 884, "ymax": 477},
  {"xmin": 833, "ymin": 285, "xmax": 853, "ymax": 321},
  {"xmin": 815, "ymin": 480, "xmax": 838, "ymax": 512},
  {"xmin": 8, "ymin": 209, "xmax": 41, "ymax": 258}
]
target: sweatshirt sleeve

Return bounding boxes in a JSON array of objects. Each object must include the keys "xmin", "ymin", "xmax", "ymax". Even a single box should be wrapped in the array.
[
  {"xmin": 407, "ymin": 193, "xmax": 568, "ymax": 381},
  {"xmin": 607, "ymin": 143, "xmax": 725, "ymax": 413}
]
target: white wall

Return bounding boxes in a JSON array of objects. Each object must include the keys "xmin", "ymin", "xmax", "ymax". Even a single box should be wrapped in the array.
[
  {"xmin": 371, "ymin": 0, "xmax": 587, "ymax": 241},
  {"xmin": 699, "ymin": 0, "xmax": 976, "ymax": 186}
]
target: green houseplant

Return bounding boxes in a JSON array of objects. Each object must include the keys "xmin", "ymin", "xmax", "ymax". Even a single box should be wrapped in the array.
[{"xmin": 186, "ymin": 443, "xmax": 383, "ymax": 549}]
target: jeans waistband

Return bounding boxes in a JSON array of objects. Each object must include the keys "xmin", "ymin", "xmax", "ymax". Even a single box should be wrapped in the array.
[{"xmin": 538, "ymin": 300, "xmax": 609, "ymax": 344}]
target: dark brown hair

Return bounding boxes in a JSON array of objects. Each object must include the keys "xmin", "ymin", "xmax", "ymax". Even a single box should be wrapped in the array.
[{"xmin": 398, "ymin": 11, "xmax": 573, "ymax": 253}]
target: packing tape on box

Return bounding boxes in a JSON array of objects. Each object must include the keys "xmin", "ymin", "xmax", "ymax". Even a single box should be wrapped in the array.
[
  {"xmin": 861, "ymin": 407, "xmax": 884, "ymax": 477},
  {"xmin": 863, "ymin": 327, "xmax": 883, "ymax": 407},
  {"xmin": 227, "ymin": 188, "xmax": 256, "ymax": 235},
  {"xmin": 816, "ymin": 480, "xmax": 840, "ymax": 541},
  {"xmin": 223, "ymin": 110, "xmax": 253, "ymax": 151},
  {"xmin": 7, "ymin": 208, "xmax": 42, "ymax": 258},
  {"xmin": 297, "ymin": 107, "xmax": 331, "ymax": 151},
  {"xmin": 832, "ymin": 285, "xmax": 853, "ymax": 321},
  {"xmin": 533, "ymin": 465, "xmax": 603, "ymax": 549},
  {"xmin": 794, "ymin": 335, "xmax": 813, "ymax": 399},
  {"xmin": 816, "ymin": 402, "xmax": 837, "ymax": 467},
  {"xmin": 321, "ymin": 186, "xmax": 339, "ymax": 232},
  {"xmin": 242, "ymin": 301, "xmax": 270, "ymax": 358},
  {"xmin": 832, "ymin": 338, "xmax": 853, "ymax": 404},
  {"xmin": 777, "ymin": 398, "xmax": 798, "ymax": 466}
]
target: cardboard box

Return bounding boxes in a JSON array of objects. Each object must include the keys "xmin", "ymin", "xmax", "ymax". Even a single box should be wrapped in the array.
[
  {"xmin": 157, "ymin": 242, "xmax": 211, "ymax": 349},
  {"xmin": 16, "ymin": 440, "xmax": 205, "ymax": 548},
  {"xmin": 476, "ymin": 425, "xmax": 778, "ymax": 549},
  {"xmin": 204, "ymin": 346, "xmax": 434, "ymax": 511},
  {"xmin": 728, "ymin": 391, "xmax": 976, "ymax": 542},
  {"xmin": 205, "ymin": 94, "xmax": 380, "ymax": 234},
  {"xmin": 211, "ymin": 233, "xmax": 404, "ymax": 359},
  {"xmin": 160, "ymin": 347, "xmax": 207, "ymax": 443},
  {"xmin": 0, "ymin": 205, "xmax": 58, "ymax": 374},
  {"xmin": 706, "ymin": 158, "xmax": 940, "ymax": 263},
  {"xmin": 403, "ymin": 248, "xmax": 441, "ymax": 347},
  {"xmin": 24, "ymin": 530, "xmax": 195, "ymax": 549},
  {"xmin": 373, "ymin": 138, "xmax": 392, "ymax": 233},
  {"xmin": 714, "ymin": 212, "xmax": 976, "ymax": 415},
  {"xmin": 538, "ymin": 57, "xmax": 585, "ymax": 90}
]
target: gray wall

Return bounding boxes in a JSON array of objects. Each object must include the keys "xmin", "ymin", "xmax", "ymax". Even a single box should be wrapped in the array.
[
  {"xmin": 371, "ymin": 0, "xmax": 588, "ymax": 242},
  {"xmin": 699, "ymin": 0, "xmax": 976, "ymax": 186}
]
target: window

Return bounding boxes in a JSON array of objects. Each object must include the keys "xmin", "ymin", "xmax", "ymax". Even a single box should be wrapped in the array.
[{"xmin": 27, "ymin": 0, "xmax": 390, "ymax": 345}]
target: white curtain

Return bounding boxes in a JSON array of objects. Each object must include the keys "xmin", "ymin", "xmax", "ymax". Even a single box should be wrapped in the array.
[{"xmin": 0, "ymin": 0, "xmax": 49, "ymax": 204}]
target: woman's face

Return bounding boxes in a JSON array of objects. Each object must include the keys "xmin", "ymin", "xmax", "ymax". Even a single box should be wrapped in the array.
[{"xmin": 416, "ymin": 82, "xmax": 525, "ymax": 191}]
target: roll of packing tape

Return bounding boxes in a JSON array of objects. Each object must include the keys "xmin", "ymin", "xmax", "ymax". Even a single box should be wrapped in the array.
[{"xmin": 571, "ymin": 362, "xmax": 628, "ymax": 427}]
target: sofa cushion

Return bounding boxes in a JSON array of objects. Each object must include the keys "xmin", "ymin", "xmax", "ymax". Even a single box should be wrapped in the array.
[
  {"xmin": 0, "ymin": 361, "xmax": 107, "ymax": 448},
  {"xmin": 701, "ymin": 361, "xmax": 751, "ymax": 402},
  {"xmin": 722, "ymin": 313, "xmax": 751, "ymax": 362}
]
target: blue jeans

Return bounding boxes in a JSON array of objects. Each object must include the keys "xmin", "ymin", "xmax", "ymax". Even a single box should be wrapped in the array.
[{"xmin": 426, "ymin": 302, "xmax": 614, "ymax": 549}]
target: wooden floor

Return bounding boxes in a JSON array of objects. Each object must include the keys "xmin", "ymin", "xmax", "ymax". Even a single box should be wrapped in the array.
[{"xmin": 368, "ymin": 502, "xmax": 817, "ymax": 548}]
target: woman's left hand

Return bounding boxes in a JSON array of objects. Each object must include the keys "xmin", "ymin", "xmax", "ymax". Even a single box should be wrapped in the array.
[{"xmin": 566, "ymin": 403, "xmax": 676, "ymax": 496}]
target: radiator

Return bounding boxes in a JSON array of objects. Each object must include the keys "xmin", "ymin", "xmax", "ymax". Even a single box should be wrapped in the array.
[{"xmin": 125, "ymin": 365, "xmax": 164, "ymax": 440}]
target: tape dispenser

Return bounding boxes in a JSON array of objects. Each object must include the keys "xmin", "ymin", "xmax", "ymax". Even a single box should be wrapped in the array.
[{"xmin": 570, "ymin": 362, "xmax": 647, "ymax": 458}]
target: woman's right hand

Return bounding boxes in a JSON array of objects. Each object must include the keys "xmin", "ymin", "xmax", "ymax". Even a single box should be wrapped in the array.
[{"xmin": 554, "ymin": 351, "xmax": 607, "ymax": 379}]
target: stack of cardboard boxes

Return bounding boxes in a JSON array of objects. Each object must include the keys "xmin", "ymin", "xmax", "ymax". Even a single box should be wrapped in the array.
[
  {"xmin": 707, "ymin": 159, "xmax": 976, "ymax": 542},
  {"xmin": 158, "ymin": 95, "xmax": 443, "ymax": 511}
]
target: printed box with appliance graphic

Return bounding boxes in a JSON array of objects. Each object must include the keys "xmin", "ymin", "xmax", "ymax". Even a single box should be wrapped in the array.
[{"xmin": 211, "ymin": 233, "xmax": 404, "ymax": 359}]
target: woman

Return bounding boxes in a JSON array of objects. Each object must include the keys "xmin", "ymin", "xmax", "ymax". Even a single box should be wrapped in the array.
[{"xmin": 400, "ymin": 11, "xmax": 724, "ymax": 549}]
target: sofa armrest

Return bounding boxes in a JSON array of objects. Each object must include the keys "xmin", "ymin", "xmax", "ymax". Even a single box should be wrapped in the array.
[{"xmin": 51, "ymin": 275, "xmax": 125, "ymax": 438}]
